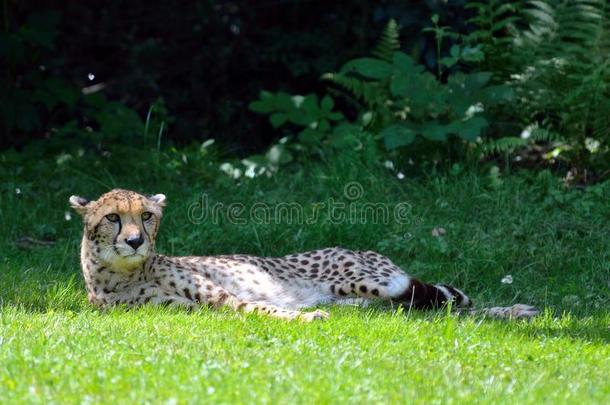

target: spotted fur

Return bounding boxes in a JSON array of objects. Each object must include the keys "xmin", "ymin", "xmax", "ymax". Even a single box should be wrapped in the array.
[{"xmin": 70, "ymin": 189, "xmax": 538, "ymax": 321}]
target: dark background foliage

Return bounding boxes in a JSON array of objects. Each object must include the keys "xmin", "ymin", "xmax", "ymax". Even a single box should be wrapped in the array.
[{"xmin": 1, "ymin": 0, "xmax": 471, "ymax": 153}]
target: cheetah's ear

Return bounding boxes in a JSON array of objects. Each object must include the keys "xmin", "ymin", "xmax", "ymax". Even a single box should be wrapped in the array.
[
  {"xmin": 147, "ymin": 194, "xmax": 166, "ymax": 207},
  {"xmin": 69, "ymin": 195, "xmax": 90, "ymax": 216}
]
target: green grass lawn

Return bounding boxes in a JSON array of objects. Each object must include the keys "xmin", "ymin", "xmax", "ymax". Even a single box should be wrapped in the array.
[{"xmin": 1, "ymin": 147, "xmax": 609, "ymax": 403}]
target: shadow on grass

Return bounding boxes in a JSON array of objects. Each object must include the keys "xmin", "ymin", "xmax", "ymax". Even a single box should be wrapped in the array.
[
  {"xmin": 2, "ymin": 275, "xmax": 608, "ymax": 345},
  {"xmin": 344, "ymin": 301, "xmax": 610, "ymax": 343},
  {"xmin": 0, "ymin": 262, "xmax": 610, "ymax": 343}
]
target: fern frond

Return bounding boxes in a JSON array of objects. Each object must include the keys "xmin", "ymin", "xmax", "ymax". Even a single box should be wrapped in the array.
[
  {"xmin": 464, "ymin": 0, "xmax": 522, "ymax": 75},
  {"xmin": 372, "ymin": 19, "xmax": 400, "ymax": 62},
  {"xmin": 321, "ymin": 73, "xmax": 365, "ymax": 99},
  {"xmin": 321, "ymin": 72, "xmax": 383, "ymax": 109},
  {"xmin": 478, "ymin": 136, "xmax": 528, "ymax": 157},
  {"xmin": 529, "ymin": 127, "xmax": 560, "ymax": 143},
  {"xmin": 518, "ymin": 0, "xmax": 605, "ymax": 60},
  {"xmin": 477, "ymin": 127, "xmax": 562, "ymax": 158}
]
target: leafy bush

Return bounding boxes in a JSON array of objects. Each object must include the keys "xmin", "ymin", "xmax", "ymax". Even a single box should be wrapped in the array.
[
  {"xmin": 247, "ymin": 3, "xmax": 610, "ymax": 178},
  {"xmin": 248, "ymin": 19, "xmax": 513, "ymax": 168},
  {"xmin": 465, "ymin": 0, "xmax": 610, "ymax": 176}
]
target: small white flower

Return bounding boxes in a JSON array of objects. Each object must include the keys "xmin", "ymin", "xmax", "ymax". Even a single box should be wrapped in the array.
[
  {"xmin": 244, "ymin": 165, "xmax": 256, "ymax": 178},
  {"xmin": 219, "ymin": 162, "xmax": 234, "ymax": 176},
  {"xmin": 396, "ymin": 172, "xmax": 405, "ymax": 180},
  {"xmin": 465, "ymin": 102, "xmax": 484, "ymax": 119},
  {"xmin": 291, "ymin": 95, "xmax": 305, "ymax": 108},
  {"xmin": 207, "ymin": 387, "xmax": 215, "ymax": 395},
  {"xmin": 87, "ymin": 73, "xmax": 95, "ymax": 81},
  {"xmin": 220, "ymin": 162, "xmax": 243, "ymax": 179},
  {"xmin": 266, "ymin": 145, "xmax": 282, "ymax": 165},
  {"xmin": 362, "ymin": 111, "xmax": 373, "ymax": 126},
  {"xmin": 431, "ymin": 227, "xmax": 447, "ymax": 237},
  {"xmin": 64, "ymin": 212, "xmax": 72, "ymax": 221},
  {"xmin": 383, "ymin": 160, "xmax": 395, "ymax": 170},
  {"xmin": 520, "ymin": 124, "xmax": 537, "ymax": 139},
  {"xmin": 585, "ymin": 138, "xmax": 600, "ymax": 153},
  {"xmin": 501, "ymin": 275, "xmax": 513, "ymax": 284},
  {"xmin": 15, "ymin": 188, "xmax": 21, "ymax": 195},
  {"xmin": 548, "ymin": 57, "xmax": 566, "ymax": 68},
  {"xmin": 279, "ymin": 136, "xmax": 289, "ymax": 144},
  {"xmin": 201, "ymin": 139, "xmax": 215, "ymax": 149},
  {"xmin": 56, "ymin": 153, "xmax": 73, "ymax": 165}
]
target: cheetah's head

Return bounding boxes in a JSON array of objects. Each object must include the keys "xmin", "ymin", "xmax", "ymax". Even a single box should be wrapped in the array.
[{"xmin": 70, "ymin": 189, "xmax": 166, "ymax": 270}]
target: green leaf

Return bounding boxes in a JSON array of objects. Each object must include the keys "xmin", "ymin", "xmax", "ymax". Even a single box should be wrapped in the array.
[
  {"xmin": 464, "ymin": 72, "xmax": 492, "ymax": 91},
  {"xmin": 440, "ymin": 56, "xmax": 459, "ymax": 68},
  {"xmin": 321, "ymin": 95, "xmax": 334, "ymax": 112},
  {"xmin": 450, "ymin": 44, "xmax": 460, "ymax": 57},
  {"xmin": 249, "ymin": 99, "xmax": 274, "ymax": 114},
  {"xmin": 300, "ymin": 94, "xmax": 319, "ymax": 114},
  {"xmin": 328, "ymin": 112, "xmax": 344, "ymax": 121},
  {"xmin": 419, "ymin": 122, "xmax": 452, "ymax": 142},
  {"xmin": 390, "ymin": 74, "xmax": 408, "ymax": 97},
  {"xmin": 270, "ymin": 112, "xmax": 288, "ymax": 128},
  {"xmin": 392, "ymin": 52, "xmax": 421, "ymax": 74},
  {"xmin": 456, "ymin": 117, "xmax": 488, "ymax": 141},
  {"xmin": 480, "ymin": 85, "xmax": 514, "ymax": 103},
  {"xmin": 318, "ymin": 119, "xmax": 330, "ymax": 132},
  {"xmin": 460, "ymin": 45, "xmax": 485, "ymax": 62},
  {"xmin": 288, "ymin": 109, "xmax": 315, "ymax": 126},
  {"xmin": 298, "ymin": 128, "xmax": 324, "ymax": 144},
  {"xmin": 329, "ymin": 123, "xmax": 363, "ymax": 149},
  {"xmin": 341, "ymin": 58, "xmax": 392, "ymax": 80},
  {"xmin": 381, "ymin": 124, "xmax": 416, "ymax": 149}
]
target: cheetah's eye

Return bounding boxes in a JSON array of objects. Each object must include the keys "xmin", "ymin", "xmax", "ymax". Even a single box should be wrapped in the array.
[
  {"xmin": 141, "ymin": 211, "xmax": 153, "ymax": 221},
  {"xmin": 105, "ymin": 213, "xmax": 120, "ymax": 223}
]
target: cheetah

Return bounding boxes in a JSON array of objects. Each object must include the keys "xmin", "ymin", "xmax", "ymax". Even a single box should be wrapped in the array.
[{"xmin": 69, "ymin": 189, "xmax": 539, "ymax": 321}]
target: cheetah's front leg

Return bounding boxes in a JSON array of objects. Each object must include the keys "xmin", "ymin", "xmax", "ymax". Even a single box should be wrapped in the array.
[{"xmin": 98, "ymin": 282, "xmax": 196, "ymax": 309}]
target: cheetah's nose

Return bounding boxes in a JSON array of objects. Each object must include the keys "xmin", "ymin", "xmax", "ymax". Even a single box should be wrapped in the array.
[{"xmin": 125, "ymin": 235, "xmax": 144, "ymax": 250}]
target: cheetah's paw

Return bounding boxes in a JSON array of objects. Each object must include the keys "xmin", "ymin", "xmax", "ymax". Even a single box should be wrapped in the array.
[
  {"xmin": 299, "ymin": 309, "xmax": 330, "ymax": 322},
  {"xmin": 508, "ymin": 304, "xmax": 540, "ymax": 319},
  {"xmin": 485, "ymin": 304, "xmax": 540, "ymax": 319}
]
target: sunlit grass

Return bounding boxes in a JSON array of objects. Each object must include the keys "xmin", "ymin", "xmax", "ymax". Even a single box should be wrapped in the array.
[{"xmin": 1, "ymin": 305, "xmax": 608, "ymax": 404}]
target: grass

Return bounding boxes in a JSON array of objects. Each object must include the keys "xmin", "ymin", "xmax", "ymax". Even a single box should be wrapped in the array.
[{"xmin": 0, "ymin": 145, "xmax": 609, "ymax": 404}]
